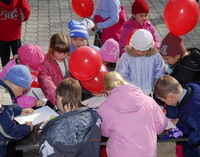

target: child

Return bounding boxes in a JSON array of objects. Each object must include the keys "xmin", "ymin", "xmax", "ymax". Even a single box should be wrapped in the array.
[
  {"xmin": 39, "ymin": 78, "xmax": 101, "ymax": 157},
  {"xmin": 0, "ymin": 44, "xmax": 45, "ymax": 108},
  {"xmin": 154, "ymin": 75, "xmax": 200, "ymax": 157},
  {"xmin": 116, "ymin": 29, "xmax": 165, "ymax": 95},
  {"xmin": 159, "ymin": 32, "xmax": 200, "ymax": 87},
  {"xmin": 98, "ymin": 71, "xmax": 167, "ymax": 157},
  {"xmin": 68, "ymin": 19, "xmax": 100, "ymax": 54},
  {"xmin": 159, "ymin": 32, "xmax": 200, "ymax": 157},
  {"xmin": 38, "ymin": 33, "xmax": 70, "ymax": 106},
  {"xmin": 0, "ymin": 65, "xmax": 34, "ymax": 156},
  {"xmin": 0, "ymin": 0, "xmax": 30, "ymax": 67},
  {"xmin": 92, "ymin": 0, "xmax": 126, "ymax": 47},
  {"xmin": 99, "ymin": 38, "xmax": 120, "ymax": 71},
  {"xmin": 119, "ymin": 0, "xmax": 159, "ymax": 55}
]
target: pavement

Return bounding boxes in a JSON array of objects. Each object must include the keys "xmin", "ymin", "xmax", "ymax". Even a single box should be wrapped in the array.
[
  {"xmin": 19, "ymin": 0, "xmax": 200, "ymax": 156},
  {"xmin": 22, "ymin": 0, "xmax": 200, "ymax": 53}
]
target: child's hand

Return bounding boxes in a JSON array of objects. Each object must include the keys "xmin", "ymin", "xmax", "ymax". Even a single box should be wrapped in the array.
[
  {"xmin": 21, "ymin": 108, "xmax": 34, "ymax": 116},
  {"xmin": 25, "ymin": 121, "xmax": 33, "ymax": 131},
  {"xmin": 34, "ymin": 100, "xmax": 44, "ymax": 107},
  {"xmin": 92, "ymin": 23, "xmax": 98, "ymax": 30},
  {"xmin": 93, "ymin": 93, "xmax": 103, "ymax": 97},
  {"xmin": 171, "ymin": 118, "xmax": 179, "ymax": 125}
]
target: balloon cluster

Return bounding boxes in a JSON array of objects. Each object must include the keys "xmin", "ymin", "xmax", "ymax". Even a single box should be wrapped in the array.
[
  {"xmin": 69, "ymin": 46, "xmax": 108, "ymax": 94},
  {"xmin": 164, "ymin": 0, "xmax": 199, "ymax": 36}
]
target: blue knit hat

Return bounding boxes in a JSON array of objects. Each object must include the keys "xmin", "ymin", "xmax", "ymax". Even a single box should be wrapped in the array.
[
  {"xmin": 68, "ymin": 19, "xmax": 94, "ymax": 39},
  {"xmin": 5, "ymin": 65, "xmax": 32, "ymax": 89}
]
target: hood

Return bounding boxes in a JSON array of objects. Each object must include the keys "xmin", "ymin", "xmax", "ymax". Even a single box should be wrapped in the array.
[
  {"xmin": 106, "ymin": 84, "xmax": 145, "ymax": 113},
  {"xmin": 0, "ymin": 0, "xmax": 18, "ymax": 9},
  {"xmin": 44, "ymin": 108, "xmax": 98, "ymax": 156}
]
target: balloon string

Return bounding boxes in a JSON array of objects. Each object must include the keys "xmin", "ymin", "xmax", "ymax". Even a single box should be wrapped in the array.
[{"xmin": 95, "ymin": 31, "xmax": 103, "ymax": 47}]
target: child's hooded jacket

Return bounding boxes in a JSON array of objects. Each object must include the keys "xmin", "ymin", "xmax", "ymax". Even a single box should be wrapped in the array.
[{"xmin": 98, "ymin": 84, "xmax": 167, "ymax": 157}]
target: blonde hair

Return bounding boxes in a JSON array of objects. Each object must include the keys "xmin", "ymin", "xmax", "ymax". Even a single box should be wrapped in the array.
[
  {"xmin": 124, "ymin": 45, "xmax": 158, "ymax": 57},
  {"xmin": 154, "ymin": 75, "xmax": 183, "ymax": 99},
  {"xmin": 104, "ymin": 72, "xmax": 128, "ymax": 91},
  {"xmin": 48, "ymin": 33, "xmax": 70, "ymax": 55},
  {"xmin": 56, "ymin": 78, "xmax": 82, "ymax": 111}
]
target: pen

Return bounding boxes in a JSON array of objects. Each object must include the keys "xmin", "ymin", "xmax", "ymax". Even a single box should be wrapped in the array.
[{"xmin": 32, "ymin": 90, "xmax": 39, "ymax": 100}]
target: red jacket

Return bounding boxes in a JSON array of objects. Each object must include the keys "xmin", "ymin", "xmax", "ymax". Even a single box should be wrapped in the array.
[
  {"xmin": 0, "ymin": 0, "xmax": 30, "ymax": 41},
  {"xmin": 38, "ymin": 55, "xmax": 66, "ymax": 106}
]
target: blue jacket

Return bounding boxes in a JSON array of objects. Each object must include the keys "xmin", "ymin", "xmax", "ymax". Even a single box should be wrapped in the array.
[
  {"xmin": 175, "ymin": 83, "xmax": 200, "ymax": 156},
  {"xmin": 0, "ymin": 79, "xmax": 31, "ymax": 157},
  {"xmin": 39, "ymin": 107, "xmax": 101, "ymax": 157}
]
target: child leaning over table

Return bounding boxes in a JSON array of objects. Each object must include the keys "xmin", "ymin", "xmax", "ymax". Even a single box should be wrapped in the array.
[
  {"xmin": 154, "ymin": 75, "xmax": 200, "ymax": 157},
  {"xmin": 98, "ymin": 71, "xmax": 167, "ymax": 157},
  {"xmin": 0, "ymin": 65, "xmax": 34, "ymax": 157},
  {"xmin": 38, "ymin": 33, "xmax": 70, "ymax": 106},
  {"xmin": 0, "ymin": 44, "xmax": 45, "ymax": 108},
  {"xmin": 39, "ymin": 78, "xmax": 101, "ymax": 157},
  {"xmin": 159, "ymin": 31, "xmax": 200, "ymax": 157}
]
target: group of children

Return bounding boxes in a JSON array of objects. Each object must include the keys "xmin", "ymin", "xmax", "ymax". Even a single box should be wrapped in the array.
[{"xmin": 0, "ymin": 0, "xmax": 200, "ymax": 156}]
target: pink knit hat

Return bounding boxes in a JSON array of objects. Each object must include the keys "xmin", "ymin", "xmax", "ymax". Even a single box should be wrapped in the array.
[
  {"xmin": 18, "ymin": 44, "xmax": 45, "ymax": 71},
  {"xmin": 159, "ymin": 32, "xmax": 185, "ymax": 56},
  {"xmin": 132, "ymin": 0, "xmax": 149, "ymax": 14},
  {"xmin": 99, "ymin": 38, "xmax": 120, "ymax": 63}
]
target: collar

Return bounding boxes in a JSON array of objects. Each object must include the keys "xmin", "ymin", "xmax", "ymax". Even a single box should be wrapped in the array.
[
  {"xmin": 0, "ymin": 79, "xmax": 17, "ymax": 103},
  {"xmin": 179, "ymin": 89, "xmax": 187, "ymax": 103},
  {"xmin": 177, "ymin": 87, "xmax": 192, "ymax": 108}
]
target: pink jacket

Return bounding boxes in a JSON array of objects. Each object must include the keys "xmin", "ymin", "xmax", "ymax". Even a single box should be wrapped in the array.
[
  {"xmin": 38, "ymin": 54, "xmax": 65, "ymax": 106},
  {"xmin": 0, "ymin": 59, "xmax": 36, "ymax": 108},
  {"xmin": 119, "ymin": 17, "xmax": 160, "ymax": 55},
  {"xmin": 98, "ymin": 84, "xmax": 167, "ymax": 157}
]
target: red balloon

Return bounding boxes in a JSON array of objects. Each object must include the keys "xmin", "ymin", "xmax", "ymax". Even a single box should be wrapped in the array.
[
  {"xmin": 81, "ymin": 64, "xmax": 108, "ymax": 94},
  {"xmin": 164, "ymin": 0, "xmax": 199, "ymax": 36},
  {"xmin": 69, "ymin": 46, "xmax": 102, "ymax": 81},
  {"xmin": 72, "ymin": 0, "xmax": 94, "ymax": 18}
]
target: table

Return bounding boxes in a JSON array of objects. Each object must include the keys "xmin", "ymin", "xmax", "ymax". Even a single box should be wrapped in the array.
[
  {"xmin": 15, "ymin": 124, "xmax": 42, "ymax": 151},
  {"xmin": 15, "ymin": 124, "xmax": 188, "ymax": 151}
]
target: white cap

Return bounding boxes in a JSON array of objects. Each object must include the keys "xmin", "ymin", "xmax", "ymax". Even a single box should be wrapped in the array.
[{"xmin": 129, "ymin": 29, "xmax": 154, "ymax": 51}]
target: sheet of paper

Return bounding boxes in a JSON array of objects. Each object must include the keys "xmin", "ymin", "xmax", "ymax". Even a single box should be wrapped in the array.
[
  {"xmin": 26, "ymin": 88, "xmax": 47, "ymax": 106},
  {"xmin": 166, "ymin": 118, "xmax": 176, "ymax": 130},
  {"xmin": 14, "ymin": 106, "xmax": 59, "ymax": 125},
  {"xmin": 82, "ymin": 96, "xmax": 106, "ymax": 108},
  {"xmin": 159, "ymin": 105, "xmax": 176, "ymax": 129}
]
